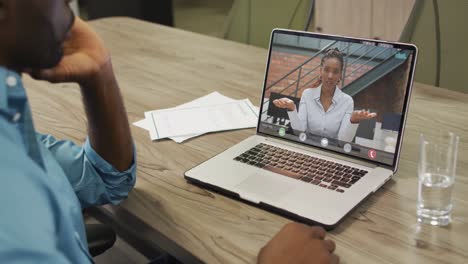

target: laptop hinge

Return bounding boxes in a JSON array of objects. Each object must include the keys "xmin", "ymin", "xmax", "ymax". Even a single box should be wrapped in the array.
[{"xmin": 239, "ymin": 193, "xmax": 260, "ymax": 204}]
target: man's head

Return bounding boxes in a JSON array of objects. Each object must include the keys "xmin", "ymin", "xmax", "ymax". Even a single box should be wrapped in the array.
[{"xmin": 0, "ymin": 0, "xmax": 74, "ymax": 71}]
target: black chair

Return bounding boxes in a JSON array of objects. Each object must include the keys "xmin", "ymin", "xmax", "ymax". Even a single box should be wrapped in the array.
[
  {"xmin": 382, "ymin": 113, "xmax": 402, "ymax": 132},
  {"xmin": 267, "ymin": 92, "xmax": 300, "ymax": 122},
  {"xmin": 86, "ymin": 223, "xmax": 117, "ymax": 257},
  {"xmin": 267, "ymin": 92, "xmax": 300, "ymax": 133},
  {"xmin": 84, "ymin": 0, "xmax": 174, "ymax": 27},
  {"xmin": 354, "ymin": 118, "xmax": 376, "ymax": 141}
]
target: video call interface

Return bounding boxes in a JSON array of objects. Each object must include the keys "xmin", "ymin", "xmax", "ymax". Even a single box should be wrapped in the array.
[{"xmin": 258, "ymin": 31, "xmax": 415, "ymax": 166}]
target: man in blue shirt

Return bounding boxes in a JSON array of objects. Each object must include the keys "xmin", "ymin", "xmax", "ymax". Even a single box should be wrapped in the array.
[
  {"xmin": 0, "ymin": 0, "xmax": 136, "ymax": 262},
  {"xmin": 0, "ymin": 1, "xmax": 339, "ymax": 263}
]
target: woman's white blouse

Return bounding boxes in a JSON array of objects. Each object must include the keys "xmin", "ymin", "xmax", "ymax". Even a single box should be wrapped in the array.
[{"xmin": 287, "ymin": 86, "xmax": 358, "ymax": 142}]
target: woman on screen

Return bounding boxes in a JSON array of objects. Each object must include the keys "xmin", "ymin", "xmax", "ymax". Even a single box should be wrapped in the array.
[{"xmin": 273, "ymin": 48, "xmax": 376, "ymax": 142}]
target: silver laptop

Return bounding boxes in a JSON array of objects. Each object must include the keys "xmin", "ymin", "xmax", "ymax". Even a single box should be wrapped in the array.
[{"xmin": 185, "ymin": 29, "xmax": 418, "ymax": 229}]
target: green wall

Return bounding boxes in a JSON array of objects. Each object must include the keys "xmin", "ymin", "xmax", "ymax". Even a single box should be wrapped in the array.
[
  {"xmin": 223, "ymin": 0, "xmax": 310, "ymax": 48},
  {"xmin": 408, "ymin": 0, "xmax": 468, "ymax": 93},
  {"xmin": 224, "ymin": 0, "xmax": 468, "ymax": 93}
]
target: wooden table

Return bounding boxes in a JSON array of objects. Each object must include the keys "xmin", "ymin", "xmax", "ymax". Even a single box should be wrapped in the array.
[{"xmin": 25, "ymin": 18, "xmax": 468, "ymax": 264}]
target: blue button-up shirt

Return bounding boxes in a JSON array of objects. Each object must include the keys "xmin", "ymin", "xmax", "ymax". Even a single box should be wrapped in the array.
[
  {"xmin": 0, "ymin": 67, "xmax": 137, "ymax": 263},
  {"xmin": 287, "ymin": 86, "xmax": 358, "ymax": 142}
]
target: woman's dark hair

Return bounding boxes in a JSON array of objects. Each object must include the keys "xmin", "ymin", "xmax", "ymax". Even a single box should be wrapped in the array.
[
  {"xmin": 310, "ymin": 48, "xmax": 345, "ymax": 88},
  {"xmin": 321, "ymin": 48, "xmax": 344, "ymax": 72}
]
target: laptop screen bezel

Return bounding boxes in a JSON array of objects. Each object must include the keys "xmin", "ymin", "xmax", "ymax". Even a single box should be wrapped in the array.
[{"xmin": 256, "ymin": 29, "xmax": 418, "ymax": 171}]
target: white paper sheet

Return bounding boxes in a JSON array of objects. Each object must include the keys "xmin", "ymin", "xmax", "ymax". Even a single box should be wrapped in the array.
[
  {"xmin": 133, "ymin": 92, "xmax": 259, "ymax": 143},
  {"xmin": 145, "ymin": 99, "xmax": 258, "ymax": 140},
  {"xmin": 133, "ymin": 118, "xmax": 152, "ymax": 131}
]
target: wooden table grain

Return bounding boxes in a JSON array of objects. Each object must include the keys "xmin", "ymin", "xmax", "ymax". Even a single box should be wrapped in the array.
[{"xmin": 24, "ymin": 18, "xmax": 468, "ymax": 264}]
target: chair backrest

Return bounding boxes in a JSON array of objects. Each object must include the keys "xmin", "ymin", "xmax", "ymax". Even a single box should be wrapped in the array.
[
  {"xmin": 267, "ymin": 93, "xmax": 300, "ymax": 120},
  {"xmin": 355, "ymin": 118, "xmax": 376, "ymax": 140},
  {"xmin": 223, "ymin": 0, "xmax": 312, "ymax": 48},
  {"xmin": 85, "ymin": 0, "xmax": 173, "ymax": 26},
  {"xmin": 400, "ymin": 0, "xmax": 468, "ymax": 93},
  {"xmin": 382, "ymin": 113, "xmax": 402, "ymax": 132}
]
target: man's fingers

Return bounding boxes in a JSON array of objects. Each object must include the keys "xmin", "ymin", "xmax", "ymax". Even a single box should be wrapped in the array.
[
  {"xmin": 310, "ymin": 226, "xmax": 326, "ymax": 239},
  {"xmin": 35, "ymin": 68, "xmax": 70, "ymax": 83},
  {"xmin": 323, "ymin": 239, "xmax": 336, "ymax": 253},
  {"xmin": 29, "ymin": 54, "xmax": 80, "ymax": 83},
  {"xmin": 28, "ymin": 69, "xmax": 59, "ymax": 82},
  {"xmin": 329, "ymin": 253, "xmax": 340, "ymax": 264}
]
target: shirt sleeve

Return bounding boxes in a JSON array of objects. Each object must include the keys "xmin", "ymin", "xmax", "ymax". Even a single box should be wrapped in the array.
[
  {"xmin": 287, "ymin": 93, "xmax": 308, "ymax": 132},
  {"xmin": 337, "ymin": 98, "xmax": 358, "ymax": 142},
  {"xmin": 37, "ymin": 133, "xmax": 137, "ymax": 208},
  {"xmin": 0, "ymin": 134, "xmax": 74, "ymax": 263}
]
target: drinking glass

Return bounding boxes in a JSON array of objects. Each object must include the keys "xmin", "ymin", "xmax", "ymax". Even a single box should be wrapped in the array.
[{"xmin": 417, "ymin": 132, "xmax": 459, "ymax": 226}]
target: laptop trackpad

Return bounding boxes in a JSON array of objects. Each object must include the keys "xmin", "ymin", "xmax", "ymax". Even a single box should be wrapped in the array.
[{"xmin": 234, "ymin": 172, "xmax": 296, "ymax": 204}]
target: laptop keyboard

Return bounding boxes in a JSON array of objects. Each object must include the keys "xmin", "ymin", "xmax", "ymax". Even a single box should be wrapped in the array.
[{"xmin": 233, "ymin": 143, "xmax": 368, "ymax": 193}]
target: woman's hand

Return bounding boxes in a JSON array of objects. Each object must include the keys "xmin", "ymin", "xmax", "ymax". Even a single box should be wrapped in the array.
[
  {"xmin": 273, "ymin": 98, "xmax": 296, "ymax": 111},
  {"xmin": 350, "ymin": 110, "xmax": 377, "ymax": 124},
  {"xmin": 29, "ymin": 16, "xmax": 110, "ymax": 86}
]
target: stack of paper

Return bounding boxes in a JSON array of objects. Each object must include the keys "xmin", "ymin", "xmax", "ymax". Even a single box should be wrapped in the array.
[{"xmin": 134, "ymin": 92, "xmax": 260, "ymax": 143}]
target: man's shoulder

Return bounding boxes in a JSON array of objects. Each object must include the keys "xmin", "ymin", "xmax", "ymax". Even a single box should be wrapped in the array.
[
  {"xmin": 0, "ymin": 117, "xmax": 46, "ymax": 189},
  {"xmin": 0, "ymin": 135, "xmax": 43, "ymax": 184},
  {"xmin": 0, "ymin": 116, "xmax": 30, "ymax": 161},
  {"xmin": 0, "ymin": 139, "xmax": 68, "ymax": 262},
  {"xmin": 0, "ymin": 133, "xmax": 59, "ymax": 226},
  {"xmin": 0, "ymin": 113, "xmax": 23, "ymax": 144}
]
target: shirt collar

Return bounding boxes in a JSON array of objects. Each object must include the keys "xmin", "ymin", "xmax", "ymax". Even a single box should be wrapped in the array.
[
  {"xmin": 312, "ymin": 85, "xmax": 343, "ymax": 104},
  {"xmin": 0, "ymin": 67, "xmax": 23, "ymax": 110}
]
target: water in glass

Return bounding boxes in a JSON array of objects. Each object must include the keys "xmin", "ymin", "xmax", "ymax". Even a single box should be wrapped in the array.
[{"xmin": 417, "ymin": 172, "xmax": 454, "ymax": 225}]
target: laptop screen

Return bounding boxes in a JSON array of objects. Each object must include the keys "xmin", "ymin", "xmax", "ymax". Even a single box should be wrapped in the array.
[{"xmin": 257, "ymin": 29, "xmax": 417, "ymax": 167}]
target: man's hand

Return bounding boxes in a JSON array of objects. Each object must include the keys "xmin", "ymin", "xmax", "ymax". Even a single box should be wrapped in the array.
[
  {"xmin": 350, "ymin": 109, "xmax": 377, "ymax": 124},
  {"xmin": 30, "ymin": 16, "xmax": 110, "ymax": 85},
  {"xmin": 28, "ymin": 16, "xmax": 133, "ymax": 172},
  {"xmin": 273, "ymin": 98, "xmax": 296, "ymax": 111},
  {"xmin": 258, "ymin": 223, "xmax": 339, "ymax": 264}
]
